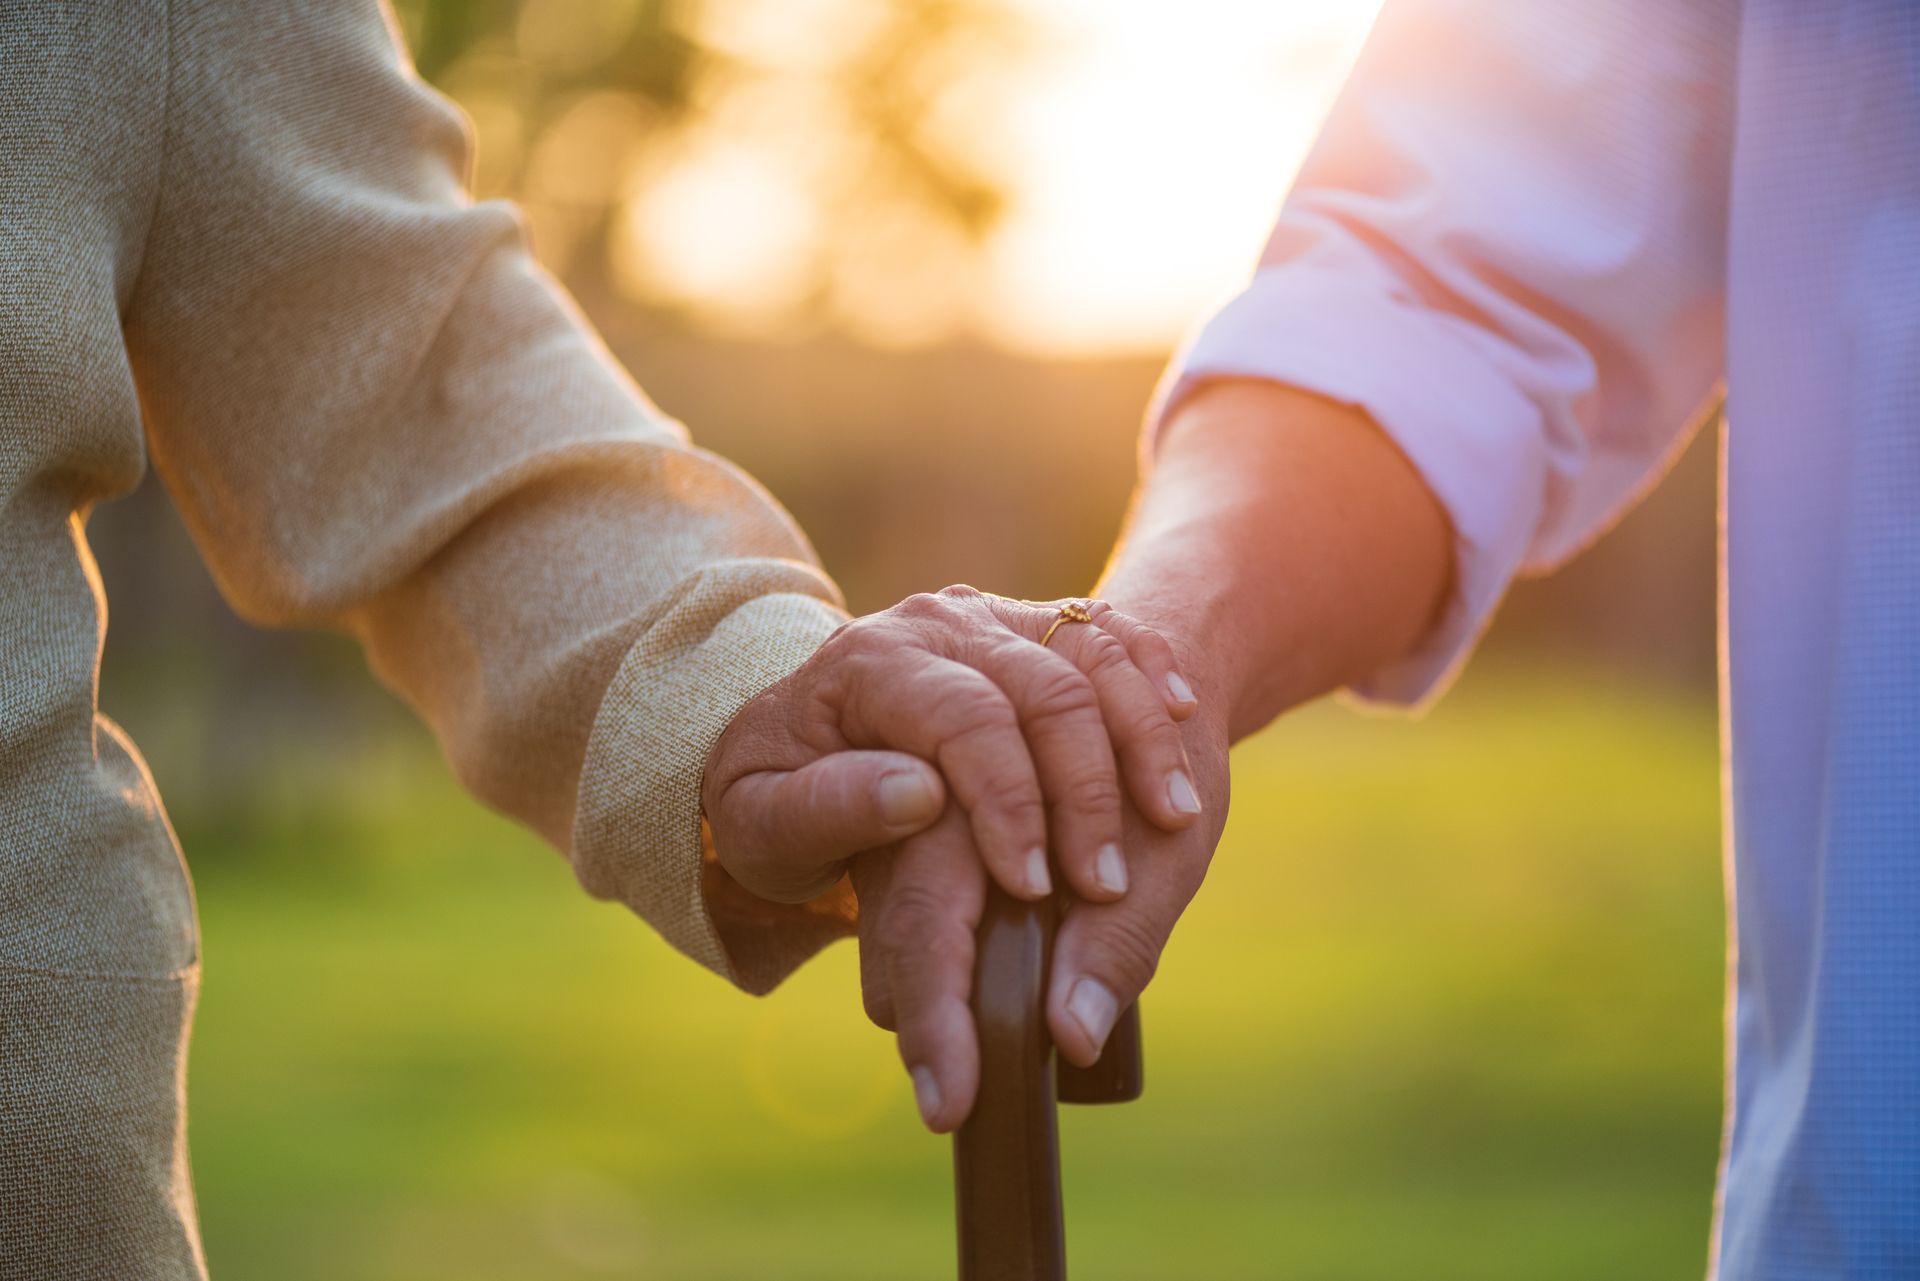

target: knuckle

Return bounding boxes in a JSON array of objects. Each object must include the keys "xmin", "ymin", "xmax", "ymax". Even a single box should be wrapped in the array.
[
  {"xmin": 1105, "ymin": 609, "xmax": 1172, "ymax": 658},
  {"xmin": 897, "ymin": 591, "xmax": 945, "ymax": 619},
  {"xmin": 1020, "ymin": 664, "xmax": 1099, "ymax": 722},
  {"xmin": 1079, "ymin": 629, "xmax": 1131, "ymax": 669},
  {"xmin": 1064, "ymin": 772, "xmax": 1122, "ymax": 815},
  {"xmin": 981, "ymin": 785, "xmax": 1047, "ymax": 834},
  {"xmin": 879, "ymin": 880, "xmax": 957, "ymax": 951},
  {"xmin": 937, "ymin": 584, "xmax": 982, "ymax": 602},
  {"xmin": 1138, "ymin": 632, "xmax": 1180, "ymax": 668},
  {"xmin": 1090, "ymin": 908, "xmax": 1166, "ymax": 991},
  {"xmin": 1123, "ymin": 702, "xmax": 1178, "ymax": 744},
  {"xmin": 941, "ymin": 685, "xmax": 1019, "ymax": 739},
  {"xmin": 1127, "ymin": 612, "xmax": 1168, "ymax": 641},
  {"xmin": 1136, "ymin": 623, "xmax": 1175, "ymax": 656}
]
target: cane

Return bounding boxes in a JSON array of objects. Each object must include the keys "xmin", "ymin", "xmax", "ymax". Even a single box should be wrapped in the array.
[{"xmin": 952, "ymin": 884, "xmax": 1144, "ymax": 1280}]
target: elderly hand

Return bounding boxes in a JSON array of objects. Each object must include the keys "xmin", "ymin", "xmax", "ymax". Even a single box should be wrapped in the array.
[{"xmin": 702, "ymin": 584, "xmax": 1201, "ymax": 929}]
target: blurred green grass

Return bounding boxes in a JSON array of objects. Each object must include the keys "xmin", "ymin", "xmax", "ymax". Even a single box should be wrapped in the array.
[{"xmin": 182, "ymin": 664, "xmax": 1725, "ymax": 1280}]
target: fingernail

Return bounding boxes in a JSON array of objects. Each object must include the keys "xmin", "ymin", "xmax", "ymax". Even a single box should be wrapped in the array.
[
  {"xmin": 1066, "ymin": 977, "xmax": 1119, "ymax": 1053},
  {"xmin": 877, "ymin": 769, "xmax": 940, "ymax": 826},
  {"xmin": 911, "ymin": 1066, "xmax": 943, "ymax": 1126},
  {"xmin": 1165, "ymin": 671, "xmax": 1195, "ymax": 704},
  {"xmin": 1095, "ymin": 843, "xmax": 1128, "ymax": 895},
  {"xmin": 1167, "ymin": 770, "xmax": 1202, "ymax": 816},
  {"xmin": 1025, "ymin": 848, "xmax": 1052, "ymax": 897}
]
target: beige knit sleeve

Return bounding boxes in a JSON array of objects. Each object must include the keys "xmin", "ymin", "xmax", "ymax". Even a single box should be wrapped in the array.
[{"xmin": 121, "ymin": 0, "xmax": 853, "ymax": 991}]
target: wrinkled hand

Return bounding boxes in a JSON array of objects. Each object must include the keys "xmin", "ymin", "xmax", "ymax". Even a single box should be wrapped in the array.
[
  {"xmin": 852, "ymin": 707, "xmax": 1229, "ymax": 1130},
  {"xmin": 703, "ymin": 584, "xmax": 1200, "ymax": 931}
]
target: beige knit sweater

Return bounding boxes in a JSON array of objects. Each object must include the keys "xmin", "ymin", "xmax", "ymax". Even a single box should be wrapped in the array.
[{"xmin": 0, "ymin": 3, "xmax": 855, "ymax": 1275}]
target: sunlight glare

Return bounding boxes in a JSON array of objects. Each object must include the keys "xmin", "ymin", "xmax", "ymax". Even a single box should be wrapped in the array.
[
  {"xmin": 614, "ymin": 129, "xmax": 823, "ymax": 321},
  {"xmin": 621, "ymin": 0, "xmax": 1383, "ymax": 352},
  {"xmin": 980, "ymin": 0, "xmax": 1382, "ymax": 354}
]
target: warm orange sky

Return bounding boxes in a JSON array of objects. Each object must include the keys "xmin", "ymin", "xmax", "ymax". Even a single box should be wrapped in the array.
[{"xmin": 626, "ymin": 0, "xmax": 1383, "ymax": 356}]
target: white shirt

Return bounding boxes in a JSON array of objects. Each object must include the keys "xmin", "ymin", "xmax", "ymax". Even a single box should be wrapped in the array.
[{"xmin": 1157, "ymin": 3, "xmax": 1920, "ymax": 1275}]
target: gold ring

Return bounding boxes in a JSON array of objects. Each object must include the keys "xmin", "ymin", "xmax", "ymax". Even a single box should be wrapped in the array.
[{"xmin": 1040, "ymin": 601, "xmax": 1095, "ymax": 648}]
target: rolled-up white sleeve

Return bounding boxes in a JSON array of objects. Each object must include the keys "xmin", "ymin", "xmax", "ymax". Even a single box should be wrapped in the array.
[{"xmin": 1150, "ymin": 0, "xmax": 1737, "ymax": 704}]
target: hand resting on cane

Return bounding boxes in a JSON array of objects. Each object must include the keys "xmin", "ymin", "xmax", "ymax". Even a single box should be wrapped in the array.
[{"xmin": 701, "ymin": 584, "xmax": 1202, "ymax": 1126}]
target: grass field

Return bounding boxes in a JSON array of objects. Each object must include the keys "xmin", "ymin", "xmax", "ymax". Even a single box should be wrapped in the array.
[{"xmin": 177, "ymin": 665, "xmax": 1727, "ymax": 1280}]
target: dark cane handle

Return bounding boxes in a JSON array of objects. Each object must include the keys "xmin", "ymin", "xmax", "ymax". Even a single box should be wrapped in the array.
[{"xmin": 953, "ymin": 887, "xmax": 1144, "ymax": 1281}]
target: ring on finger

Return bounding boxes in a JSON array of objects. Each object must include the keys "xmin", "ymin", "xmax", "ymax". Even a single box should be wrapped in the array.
[{"xmin": 1040, "ymin": 600, "xmax": 1097, "ymax": 649}]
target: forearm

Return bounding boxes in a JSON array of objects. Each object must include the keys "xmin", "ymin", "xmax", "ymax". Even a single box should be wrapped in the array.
[{"xmin": 1097, "ymin": 379, "xmax": 1453, "ymax": 742}]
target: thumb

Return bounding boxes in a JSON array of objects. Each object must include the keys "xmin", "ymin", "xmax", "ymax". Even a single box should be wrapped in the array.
[{"xmin": 709, "ymin": 751, "xmax": 946, "ymax": 902}]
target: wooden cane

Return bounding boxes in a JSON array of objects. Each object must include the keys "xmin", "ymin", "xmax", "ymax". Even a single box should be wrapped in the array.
[{"xmin": 952, "ymin": 885, "xmax": 1144, "ymax": 1280}]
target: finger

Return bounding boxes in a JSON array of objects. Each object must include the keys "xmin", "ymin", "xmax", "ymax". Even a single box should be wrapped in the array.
[
  {"xmin": 837, "ymin": 651, "xmax": 1053, "ymax": 902},
  {"xmin": 985, "ymin": 596, "xmax": 1198, "ymax": 840},
  {"xmin": 708, "ymin": 751, "xmax": 945, "ymax": 903},
  {"xmin": 1091, "ymin": 605, "xmax": 1198, "ymax": 721},
  {"xmin": 1046, "ymin": 832, "xmax": 1211, "ymax": 1067},
  {"xmin": 959, "ymin": 632, "xmax": 1131, "ymax": 904},
  {"xmin": 850, "ymin": 850, "xmax": 898, "ymax": 1031},
  {"xmin": 1040, "ymin": 615, "xmax": 1201, "ymax": 837},
  {"xmin": 876, "ymin": 810, "xmax": 987, "ymax": 1132}
]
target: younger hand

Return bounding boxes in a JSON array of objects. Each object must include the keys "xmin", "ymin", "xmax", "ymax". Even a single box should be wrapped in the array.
[{"xmin": 852, "ymin": 707, "xmax": 1229, "ymax": 1131}]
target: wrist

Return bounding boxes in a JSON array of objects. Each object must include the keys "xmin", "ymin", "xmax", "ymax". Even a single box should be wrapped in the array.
[
  {"xmin": 1097, "ymin": 571, "xmax": 1259, "ymax": 744},
  {"xmin": 1097, "ymin": 380, "xmax": 1453, "ymax": 740}
]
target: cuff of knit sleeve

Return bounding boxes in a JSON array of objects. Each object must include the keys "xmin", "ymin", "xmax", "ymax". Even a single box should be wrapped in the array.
[
  {"xmin": 1146, "ymin": 266, "xmax": 1549, "ymax": 708},
  {"xmin": 571, "ymin": 569, "xmax": 851, "ymax": 995}
]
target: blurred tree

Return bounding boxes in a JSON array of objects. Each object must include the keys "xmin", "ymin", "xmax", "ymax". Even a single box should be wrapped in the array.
[
  {"xmin": 89, "ymin": 0, "xmax": 1721, "ymax": 840},
  {"xmin": 390, "ymin": 0, "xmax": 1022, "ymax": 341}
]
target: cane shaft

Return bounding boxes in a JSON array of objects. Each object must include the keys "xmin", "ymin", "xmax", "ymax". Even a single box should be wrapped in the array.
[{"xmin": 953, "ymin": 890, "xmax": 1064, "ymax": 1281}]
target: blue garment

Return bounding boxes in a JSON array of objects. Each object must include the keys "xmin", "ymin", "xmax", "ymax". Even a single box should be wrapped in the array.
[{"xmin": 1156, "ymin": 3, "xmax": 1920, "ymax": 1274}]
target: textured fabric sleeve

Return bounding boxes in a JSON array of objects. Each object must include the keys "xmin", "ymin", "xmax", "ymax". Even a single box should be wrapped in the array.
[
  {"xmin": 1150, "ymin": 0, "xmax": 1737, "ymax": 704},
  {"xmin": 120, "ymin": 0, "xmax": 849, "ymax": 991}
]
